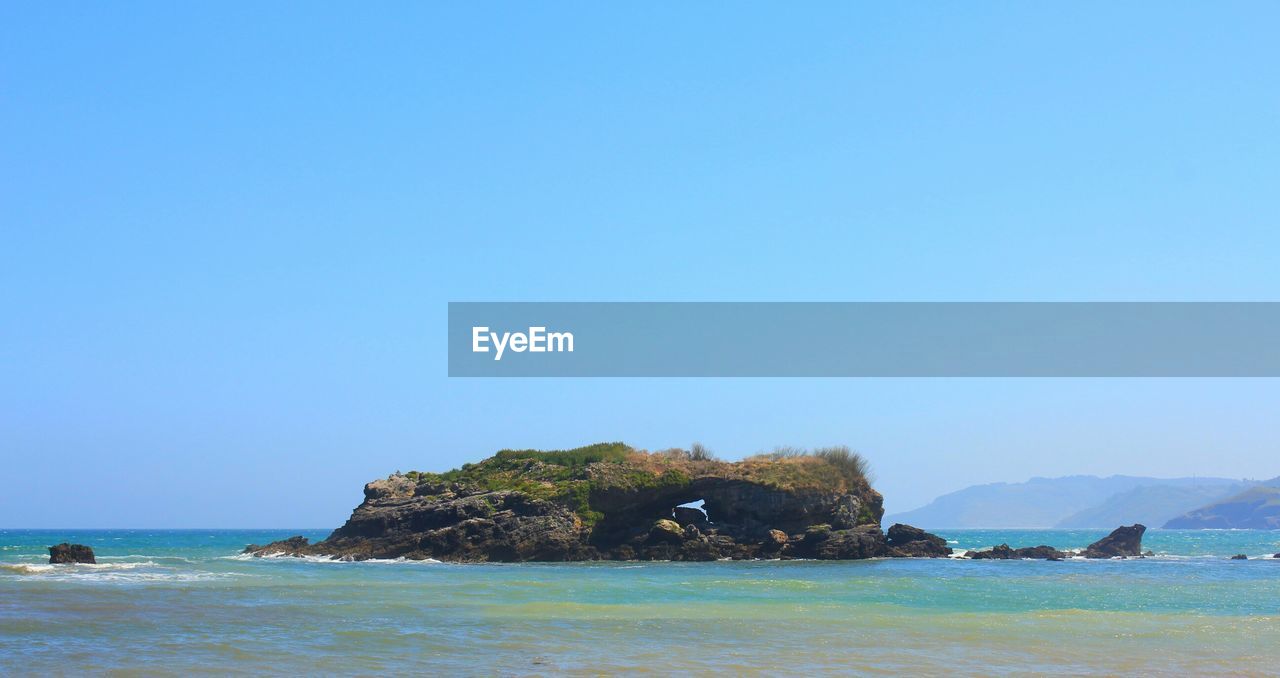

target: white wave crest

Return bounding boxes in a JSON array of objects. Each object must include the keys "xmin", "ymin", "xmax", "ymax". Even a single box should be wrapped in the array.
[
  {"xmin": 1, "ymin": 560, "xmax": 252, "ymax": 584},
  {"xmin": 220, "ymin": 552, "xmax": 442, "ymax": 564},
  {"xmin": 2, "ymin": 560, "xmax": 158, "ymax": 574}
]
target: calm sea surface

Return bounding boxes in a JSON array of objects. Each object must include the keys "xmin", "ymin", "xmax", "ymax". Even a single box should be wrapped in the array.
[{"xmin": 3, "ymin": 528, "xmax": 1279, "ymax": 675}]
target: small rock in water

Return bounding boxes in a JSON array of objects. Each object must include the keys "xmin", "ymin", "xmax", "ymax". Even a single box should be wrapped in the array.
[
  {"xmin": 967, "ymin": 543, "xmax": 1067, "ymax": 560},
  {"xmin": 243, "ymin": 535, "xmax": 310, "ymax": 557},
  {"xmin": 48, "ymin": 543, "xmax": 96, "ymax": 564},
  {"xmin": 884, "ymin": 523, "xmax": 953, "ymax": 558},
  {"xmin": 1081, "ymin": 525, "xmax": 1146, "ymax": 559},
  {"xmin": 1231, "ymin": 554, "xmax": 1248, "ymax": 560}
]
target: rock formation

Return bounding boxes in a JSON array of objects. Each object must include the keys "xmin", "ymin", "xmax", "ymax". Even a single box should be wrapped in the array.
[
  {"xmin": 968, "ymin": 544, "xmax": 1068, "ymax": 560},
  {"xmin": 245, "ymin": 443, "xmax": 950, "ymax": 562},
  {"xmin": 1231, "ymin": 554, "xmax": 1248, "ymax": 560},
  {"xmin": 884, "ymin": 523, "xmax": 953, "ymax": 557},
  {"xmin": 1081, "ymin": 524, "xmax": 1146, "ymax": 558},
  {"xmin": 962, "ymin": 525, "xmax": 1147, "ymax": 560},
  {"xmin": 48, "ymin": 543, "xmax": 96, "ymax": 564}
]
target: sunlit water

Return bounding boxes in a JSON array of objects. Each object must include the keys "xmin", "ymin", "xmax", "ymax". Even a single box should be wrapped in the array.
[{"xmin": 3, "ymin": 529, "xmax": 1279, "ymax": 674}]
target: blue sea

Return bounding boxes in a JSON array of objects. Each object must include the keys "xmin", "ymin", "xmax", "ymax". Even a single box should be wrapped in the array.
[{"xmin": 3, "ymin": 528, "xmax": 1279, "ymax": 674}]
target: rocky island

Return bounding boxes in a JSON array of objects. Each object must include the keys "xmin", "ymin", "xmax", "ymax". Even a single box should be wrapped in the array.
[
  {"xmin": 247, "ymin": 442, "xmax": 952, "ymax": 562},
  {"xmin": 48, "ymin": 543, "xmax": 96, "ymax": 564}
]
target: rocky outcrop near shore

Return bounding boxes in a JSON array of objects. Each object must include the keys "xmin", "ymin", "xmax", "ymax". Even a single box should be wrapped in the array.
[
  {"xmin": 1081, "ymin": 524, "xmax": 1146, "ymax": 558},
  {"xmin": 244, "ymin": 443, "xmax": 951, "ymax": 562},
  {"xmin": 884, "ymin": 523, "xmax": 953, "ymax": 557},
  {"xmin": 968, "ymin": 544, "xmax": 1068, "ymax": 560},
  {"xmin": 963, "ymin": 525, "xmax": 1147, "ymax": 560},
  {"xmin": 48, "ymin": 543, "xmax": 96, "ymax": 564}
]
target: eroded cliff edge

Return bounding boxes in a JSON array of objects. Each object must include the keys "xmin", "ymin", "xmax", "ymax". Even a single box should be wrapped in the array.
[{"xmin": 246, "ymin": 442, "xmax": 951, "ymax": 562}]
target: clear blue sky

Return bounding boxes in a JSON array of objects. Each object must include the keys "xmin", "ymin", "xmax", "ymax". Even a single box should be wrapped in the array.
[{"xmin": 4, "ymin": 3, "xmax": 1280, "ymax": 527}]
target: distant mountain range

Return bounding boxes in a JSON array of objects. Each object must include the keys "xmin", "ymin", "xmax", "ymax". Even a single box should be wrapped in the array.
[
  {"xmin": 886, "ymin": 475, "xmax": 1259, "ymax": 529},
  {"xmin": 1056, "ymin": 482, "xmax": 1255, "ymax": 528},
  {"xmin": 1164, "ymin": 478, "xmax": 1280, "ymax": 529}
]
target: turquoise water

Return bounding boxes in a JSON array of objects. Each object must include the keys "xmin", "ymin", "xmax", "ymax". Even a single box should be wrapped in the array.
[{"xmin": 3, "ymin": 529, "xmax": 1280, "ymax": 674}]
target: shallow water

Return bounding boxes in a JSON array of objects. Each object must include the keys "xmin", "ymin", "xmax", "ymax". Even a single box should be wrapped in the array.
[{"xmin": 3, "ymin": 529, "xmax": 1279, "ymax": 674}]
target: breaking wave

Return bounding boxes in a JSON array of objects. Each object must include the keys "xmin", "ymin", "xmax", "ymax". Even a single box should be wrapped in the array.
[{"xmin": 221, "ymin": 552, "xmax": 443, "ymax": 564}]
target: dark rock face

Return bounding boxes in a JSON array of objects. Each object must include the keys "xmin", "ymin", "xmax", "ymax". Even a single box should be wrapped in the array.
[
  {"xmin": 1015, "ymin": 545, "xmax": 1069, "ymax": 560},
  {"xmin": 589, "ymin": 476, "xmax": 876, "ymax": 538},
  {"xmin": 885, "ymin": 523, "xmax": 953, "ymax": 558},
  {"xmin": 968, "ymin": 544, "xmax": 1015, "ymax": 560},
  {"xmin": 244, "ymin": 484, "xmax": 933, "ymax": 563},
  {"xmin": 241, "ymin": 446, "xmax": 958, "ymax": 563},
  {"xmin": 243, "ymin": 535, "xmax": 310, "ymax": 555},
  {"xmin": 967, "ymin": 544, "xmax": 1067, "ymax": 560},
  {"xmin": 783, "ymin": 525, "xmax": 886, "ymax": 560},
  {"xmin": 48, "ymin": 543, "xmax": 96, "ymax": 564},
  {"xmin": 763, "ymin": 529, "xmax": 788, "ymax": 552},
  {"xmin": 328, "ymin": 490, "xmax": 588, "ymax": 562},
  {"xmin": 1082, "ymin": 524, "xmax": 1146, "ymax": 558}
]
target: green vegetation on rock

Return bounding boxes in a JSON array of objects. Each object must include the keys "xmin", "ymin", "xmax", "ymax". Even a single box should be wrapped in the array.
[
  {"xmin": 492, "ymin": 442, "xmax": 633, "ymax": 467},
  {"xmin": 403, "ymin": 442, "xmax": 876, "ymax": 529}
]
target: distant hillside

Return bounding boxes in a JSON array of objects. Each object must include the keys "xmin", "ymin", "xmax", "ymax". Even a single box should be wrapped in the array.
[
  {"xmin": 886, "ymin": 475, "xmax": 1248, "ymax": 529},
  {"xmin": 1055, "ymin": 481, "xmax": 1250, "ymax": 528},
  {"xmin": 1163, "ymin": 478, "xmax": 1280, "ymax": 529}
]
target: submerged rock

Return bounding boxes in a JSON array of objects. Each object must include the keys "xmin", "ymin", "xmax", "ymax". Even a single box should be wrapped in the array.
[
  {"xmin": 243, "ymin": 535, "xmax": 311, "ymax": 557},
  {"xmin": 968, "ymin": 544, "xmax": 1015, "ymax": 560},
  {"xmin": 244, "ymin": 443, "xmax": 906, "ymax": 562},
  {"xmin": 967, "ymin": 544, "xmax": 1067, "ymax": 560},
  {"xmin": 48, "ymin": 543, "xmax": 95, "ymax": 564},
  {"xmin": 1012, "ymin": 545, "xmax": 1069, "ymax": 560},
  {"xmin": 1231, "ymin": 554, "xmax": 1248, "ymax": 560},
  {"xmin": 1081, "ymin": 524, "xmax": 1146, "ymax": 558}
]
